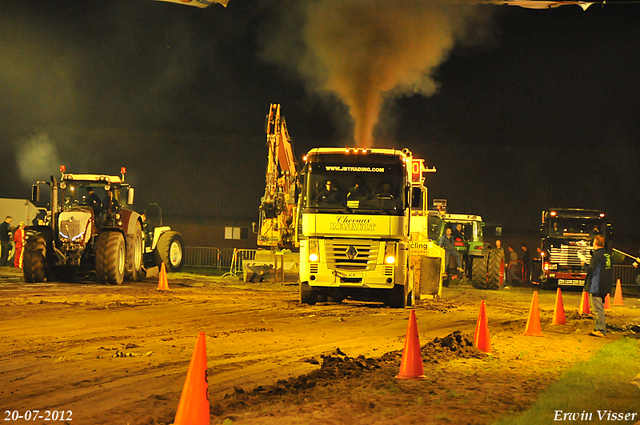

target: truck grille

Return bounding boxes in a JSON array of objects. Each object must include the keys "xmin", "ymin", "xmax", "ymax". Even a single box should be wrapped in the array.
[
  {"xmin": 326, "ymin": 240, "xmax": 380, "ymax": 271},
  {"xmin": 549, "ymin": 245, "xmax": 591, "ymax": 267}
]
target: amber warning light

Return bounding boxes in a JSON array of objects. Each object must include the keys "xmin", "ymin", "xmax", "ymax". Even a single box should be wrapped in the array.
[{"xmin": 60, "ymin": 165, "xmax": 66, "ymax": 173}]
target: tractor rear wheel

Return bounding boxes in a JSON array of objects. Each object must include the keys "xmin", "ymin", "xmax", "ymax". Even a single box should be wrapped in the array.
[
  {"xmin": 471, "ymin": 255, "xmax": 488, "ymax": 288},
  {"xmin": 96, "ymin": 231, "xmax": 126, "ymax": 285},
  {"xmin": 154, "ymin": 231, "xmax": 185, "ymax": 272},
  {"xmin": 487, "ymin": 249, "xmax": 504, "ymax": 290},
  {"xmin": 23, "ymin": 234, "xmax": 49, "ymax": 283},
  {"xmin": 126, "ymin": 222, "xmax": 143, "ymax": 281}
]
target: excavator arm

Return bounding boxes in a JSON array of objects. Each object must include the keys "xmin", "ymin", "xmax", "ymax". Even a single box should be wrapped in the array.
[{"xmin": 258, "ymin": 104, "xmax": 299, "ymax": 248}]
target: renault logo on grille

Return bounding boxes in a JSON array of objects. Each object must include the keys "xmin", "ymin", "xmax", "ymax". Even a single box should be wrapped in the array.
[{"xmin": 346, "ymin": 245, "xmax": 358, "ymax": 260}]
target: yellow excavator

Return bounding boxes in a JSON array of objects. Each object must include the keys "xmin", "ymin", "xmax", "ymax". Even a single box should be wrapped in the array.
[{"xmin": 257, "ymin": 104, "xmax": 299, "ymax": 250}]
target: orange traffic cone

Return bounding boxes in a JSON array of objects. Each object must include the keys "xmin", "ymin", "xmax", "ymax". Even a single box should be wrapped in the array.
[
  {"xmin": 552, "ymin": 288, "xmax": 567, "ymax": 325},
  {"xmin": 157, "ymin": 262, "xmax": 170, "ymax": 291},
  {"xmin": 579, "ymin": 291, "xmax": 591, "ymax": 315},
  {"xmin": 604, "ymin": 293, "xmax": 611, "ymax": 310},
  {"xmin": 474, "ymin": 301, "xmax": 491, "ymax": 354},
  {"xmin": 612, "ymin": 279, "xmax": 624, "ymax": 306},
  {"xmin": 396, "ymin": 310, "xmax": 426, "ymax": 380},
  {"xmin": 173, "ymin": 332, "xmax": 210, "ymax": 425},
  {"xmin": 523, "ymin": 291, "xmax": 544, "ymax": 337}
]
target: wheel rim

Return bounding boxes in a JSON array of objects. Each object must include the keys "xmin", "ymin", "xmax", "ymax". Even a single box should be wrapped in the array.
[
  {"xmin": 117, "ymin": 241, "xmax": 125, "ymax": 275},
  {"xmin": 169, "ymin": 240, "xmax": 182, "ymax": 267},
  {"xmin": 134, "ymin": 233, "xmax": 142, "ymax": 271}
]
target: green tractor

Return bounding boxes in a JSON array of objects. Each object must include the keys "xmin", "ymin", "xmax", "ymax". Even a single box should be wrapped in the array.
[{"xmin": 429, "ymin": 211, "xmax": 504, "ymax": 289}]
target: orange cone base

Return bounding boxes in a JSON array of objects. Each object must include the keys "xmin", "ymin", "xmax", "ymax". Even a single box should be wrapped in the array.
[
  {"xmin": 395, "ymin": 373, "xmax": 426, "ymax": 380},
  {"xmin": 612, "ymin": 279, "xmax": 624, "ymax": 306},
  {"xmin": 523, "ymin": 291, "xmax": 544, "ymax": 337},
  {"xmin": 157, "ymin": 262, "xmax": 170, "ymax": 291},
  {"xmin": 579, "ymin": 291, "xmax": 591, "ymax": 315},
  {"xmin": 552, "ymin": 288, "xmax": 567, "ymax": 326},
  {"xmin": 173, "ymin": 332, "xmax": 210, "ymax": 425},
  {"xmin": 475, "ymin": 301, "xmax": 492, "ymax": 354},
  {"xmin": 395, "ymin": 310, "xmax": 426, "ymax": 381}
]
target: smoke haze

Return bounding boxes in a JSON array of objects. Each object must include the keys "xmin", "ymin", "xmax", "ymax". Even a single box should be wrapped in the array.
[
  {"xmin": 16, "ymin": 133, "xmax": 61, "ymax": 184},
  {"xmin": 260, "ymin": 0, "xmax": 493, "ymax": 147}
]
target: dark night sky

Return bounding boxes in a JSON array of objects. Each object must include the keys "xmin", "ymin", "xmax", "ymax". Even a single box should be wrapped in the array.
[{"xmin": 1, "ymin": 0, "xmax": 639, "ymax": 236}]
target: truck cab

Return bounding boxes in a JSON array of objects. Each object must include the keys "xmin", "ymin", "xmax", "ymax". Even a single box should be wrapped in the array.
[{"xmin": 537, "ymin": 208, "xmax": 612, "ymax": 290}]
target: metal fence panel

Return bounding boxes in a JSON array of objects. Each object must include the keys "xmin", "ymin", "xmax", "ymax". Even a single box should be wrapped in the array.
[
  {"xmin": 184, "ymin": 247, "xmax": 221, "ymax": 269},
  {"xmin": 613, "ymin": 265, "xmax": 638, "ymax": 286}
]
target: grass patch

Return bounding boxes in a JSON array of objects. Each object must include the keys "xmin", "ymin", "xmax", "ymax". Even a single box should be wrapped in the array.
[{"xmin": 494, "ymin": 338, "xmax": 640, "ymax": 425}]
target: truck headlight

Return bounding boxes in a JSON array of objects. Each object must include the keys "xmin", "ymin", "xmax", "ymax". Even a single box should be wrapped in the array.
[
  {"xmin": 385, "ymin": 241, "xmax": 396, "ymax": 265},
  {"xmin": 309, "ymin": 239, "xmax": 319, "ymax": 262}
]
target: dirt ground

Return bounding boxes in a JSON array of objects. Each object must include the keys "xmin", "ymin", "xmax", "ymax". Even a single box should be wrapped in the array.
[{"xmin": 1, "ymin": 268, "xmax": 639, "ymax": 425}]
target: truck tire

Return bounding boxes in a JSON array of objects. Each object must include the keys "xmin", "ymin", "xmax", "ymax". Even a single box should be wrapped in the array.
[
  {"xmin": 471, "ymin": 255, "xmax": 488, "ymax": 289},
  {"xmin": 487, "ymin": 249, "xmax": 504, "ymax": 290},
  {"xmin": 541, "ymin": 278, "xmax": 557, "ymax": 291},
  {"xmin": 126, "ymin": 222, "xmax": 143, "ymax": 281},
  {"xmin": 154, "ymin": 231, "xmax": 184, "ymax": 272},
  {"xmin": 387, "ymin": 284, "xmax": 407, "ymax": 308},
  {"xmin": 300, "ymin": 281, "xmax": 317, "ymax": 305},
  {"xmin": 96, "ymin": 231, "xmax": 126, "ymax": 285},
  {"xmin": 23, "ymin": 235, "xmax": 49, "ymax": 283}
]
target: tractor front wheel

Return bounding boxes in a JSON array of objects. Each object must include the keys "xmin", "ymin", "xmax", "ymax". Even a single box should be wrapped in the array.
[
  {"xmin": 154, "ymin": 231, "xmax": 185, "ymax": 272},
  {"xmin": 23, "ymin": 234, "xmax": 49, "ymax": 283},
  {"xmin": 96, "ymin": 231, "xmax": 126, "ymax": 285}
]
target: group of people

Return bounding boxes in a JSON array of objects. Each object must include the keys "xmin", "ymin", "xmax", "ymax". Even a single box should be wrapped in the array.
[
  {"xmin": 437, "ymin": 225, "xmax": 536, "ymax": 286},
  {"xmin": 316, "ymin": 179, "xmax": 396, "ymax": 204},
  {"xmin": 492, "ymin": 240, "xmax": 533, "ymax": 288},
  {"xmin": 0, "ymin": 216, "xmax": 26, "ymax": 269}
]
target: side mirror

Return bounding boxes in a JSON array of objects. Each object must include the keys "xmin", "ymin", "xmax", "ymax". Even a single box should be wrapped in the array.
[
  {"xmin": 127, "ymin": 188, "xmax": 135, "ymax": 205},
  {"xmin": 32, "ymin": 185, "xmax": 40, "ymax": 203},
  {"xmin": 495, "ymin": 226, "xmax": 502, "ymax": 237}
]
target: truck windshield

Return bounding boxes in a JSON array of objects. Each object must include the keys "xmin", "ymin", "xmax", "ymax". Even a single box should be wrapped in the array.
[
  {"xmin": 303, "ymin": 154, "xmax": 406, "ymax": 215},
  {"xmin": 547, "ymin": 218, "xmax": 603, "ymax": 239}
]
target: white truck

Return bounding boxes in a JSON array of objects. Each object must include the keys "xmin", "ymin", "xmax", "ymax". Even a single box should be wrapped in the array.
[
  {"xmin": 298, "ymin": 147, "xmax": 442, "ymax": 308},
  {"xmin": 0, "ymin": 198, "xmax": 47, "ymax": 226}
]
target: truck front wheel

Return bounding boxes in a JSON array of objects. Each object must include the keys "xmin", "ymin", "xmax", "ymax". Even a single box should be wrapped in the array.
[
  {"xmin": 23, "ymin": 234, "xmax": 49, "ymax": 283},
  {"xmin": 541, "ymin": 278, "xmax": 558, "ymax": 291},
  {"xmin": 387, "ymin": 284, "xmax": 408, "ymax": 308},
  {"xmin": 300, "ymin": 281, "xmax": 317, "ymax": 305},
  {"xmin": 96, "ymin": 231, "xmax": 125, "ymax": 285}
]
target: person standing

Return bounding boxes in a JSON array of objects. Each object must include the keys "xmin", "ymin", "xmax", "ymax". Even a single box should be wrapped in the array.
[
  {"xmin": 521, "ymin": 244, "xmax": 531, "ymax": 285},
  {"xmin": 494, "ymin": 239, "xmax": 506, "ymax": 287},
  {"xmin": 0, "ymin": 216, "xmax": 13, "ymax": 267},
  {"xmin": 439, "ymin": 227, "xmax": 463, "ymax": 272},
  {"xmin": 581, "ymin": 235, "xmax": 613, "ymax": 337},
  {"xmin": 506, "ymin": 246, "xmax": 521, "ymax": 287},
  {"xmin": 13, "ymin": 221, "xmax": 25, "ymax": 268}
]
